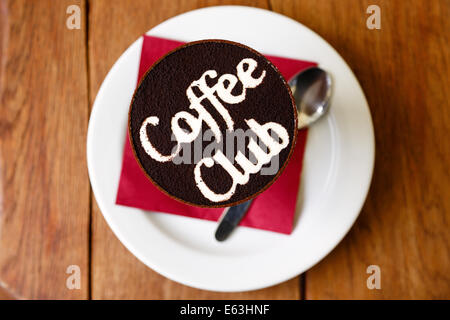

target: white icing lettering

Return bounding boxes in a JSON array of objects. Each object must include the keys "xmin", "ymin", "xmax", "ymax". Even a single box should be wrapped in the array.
[{"xmin": 139, "ymin": 57, "xmax": 290, "ymax": 202}]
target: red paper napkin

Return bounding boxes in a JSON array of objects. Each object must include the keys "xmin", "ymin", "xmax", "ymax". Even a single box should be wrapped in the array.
[{"xmin": 116, "ymin": 35, "xmax": 316, "ymax": 234}]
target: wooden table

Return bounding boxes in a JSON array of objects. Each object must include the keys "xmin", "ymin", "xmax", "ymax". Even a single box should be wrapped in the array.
[{"xmin": 0, "ymin": 0, "xmax": 449, "ymax": 300}]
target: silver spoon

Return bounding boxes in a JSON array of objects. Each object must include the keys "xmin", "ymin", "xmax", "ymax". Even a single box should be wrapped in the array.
[{"xmin": 215, "ymin": 67, "xmax": 333, "ymax": 241}]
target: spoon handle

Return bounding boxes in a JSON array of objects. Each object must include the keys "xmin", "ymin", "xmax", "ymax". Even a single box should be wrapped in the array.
[{"xmin": 215, "ymin": 200, "xmax": 253, "ymax": 241}]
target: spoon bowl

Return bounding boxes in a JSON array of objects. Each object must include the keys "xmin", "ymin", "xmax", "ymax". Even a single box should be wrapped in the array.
[{"xmin": 289, "ymin": 67, "xmax": 332, "ymax": 129}]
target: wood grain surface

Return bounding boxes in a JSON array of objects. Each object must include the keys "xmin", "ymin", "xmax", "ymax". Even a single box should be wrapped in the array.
[
  {"xmin": 0, "ymin": 0, "xmax": 449, "ymax": 299},
  {"xmin": 0, "ymin": 0, "xmax": 90, "ymax": 299},
  {"xmin": 271, "ymin": 0, "xmax": 450, "ymax": 299}
]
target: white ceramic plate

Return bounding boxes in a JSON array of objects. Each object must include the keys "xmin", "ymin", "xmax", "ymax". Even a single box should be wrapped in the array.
[{"xmin": 87, "ymin": 6, "xmax": 374, "ymax": 292}]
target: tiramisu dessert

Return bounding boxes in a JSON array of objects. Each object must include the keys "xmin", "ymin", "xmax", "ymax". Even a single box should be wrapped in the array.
[{"xmin": 129, "ymin": 40, "xmax": 297, "ymax": 207}]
